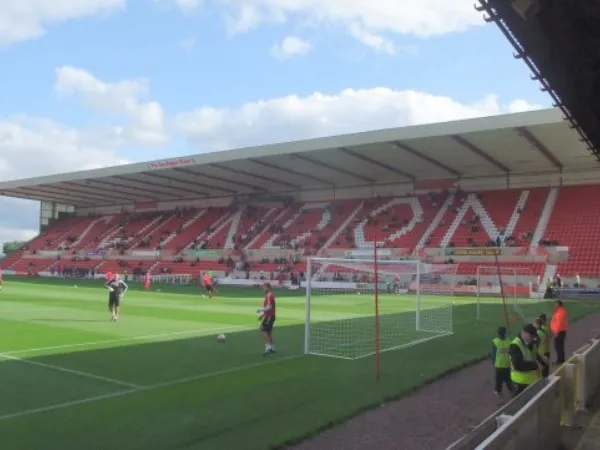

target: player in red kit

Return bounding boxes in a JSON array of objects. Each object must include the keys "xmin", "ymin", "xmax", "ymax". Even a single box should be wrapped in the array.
[
  {"xmin": 142, "ymin": 272, "xmax": 151, "ymax": 290},
  {"xmin": 203, "ymin": 272, "xmax": 216, "ymax": 298},
  {"xmin": 256, "ymin": 283, "xmax": 276, "ymax": 356}
]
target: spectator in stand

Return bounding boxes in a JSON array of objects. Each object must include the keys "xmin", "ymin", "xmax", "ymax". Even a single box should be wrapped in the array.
[{"xmin": 551, "ymin": 300, "xmax": 568, "ymax": 365}]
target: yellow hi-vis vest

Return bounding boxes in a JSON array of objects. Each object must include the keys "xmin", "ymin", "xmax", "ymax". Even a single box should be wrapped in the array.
[
  {"xmin": 511, "ymin": 337, "xmax": 540, "ymax": 385},
  {"xmin": 542, "ymin": 324, "xmax": 552, "ymax": 353},
  {"xmin": 492, "ymin": 337, "xmax": 511, "ymax": 369},
  {"xmin": 537, "ymin": 327, "xmax": 550, "ymax": 355}
]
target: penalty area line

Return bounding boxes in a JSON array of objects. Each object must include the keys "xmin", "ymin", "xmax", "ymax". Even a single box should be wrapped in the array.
[
  {"xmin": 3, "ymin": 324, "xmax": 255, "ymax": 356},
  {"xmin": 0, "ymin": 354, "xmax": 302, "ymax": 421},
  {"xmin": 0, "ymin": 353, "xmax": 141, "ymax": 389}
]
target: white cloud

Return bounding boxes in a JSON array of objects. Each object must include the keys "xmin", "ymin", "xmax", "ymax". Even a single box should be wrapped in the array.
[
  {"xmin": 0, "ymin": 116, "xmax": 130, "ymax": 243},
  {"xmin": 0, "ymin": 0, "xmax": 125, "ymax": 46},
  {"xmin": 173, "ymin": 88, "xmax": 545, "ymax": 151},
  {"xmin": 508, "ymin": 99, "xmax": 544, "ymax": 113},
  {"xmin": 270, "ymin": 36, "xmax": 312, "ymax": 60},
  {"xmin": 349, "ymin": 24, "xmax": 395, "ymax": 54},
  {"xmin": 54, "ymin": 66, "xmax": 168, "ymax": 146},
  {"xmin": 0, "ymin": 116, "xmax": 128, "ymax": 182},
  {"xmin": 175, "ymin": 0, "xmax": 203, "ymax": 12},
  {"xmin": 219, "ymin": 0, "xmax": 482, "ymax": 45},
  {"xmin": 0, "ymin": 226, "xmax": 38, "ymax": 245}
]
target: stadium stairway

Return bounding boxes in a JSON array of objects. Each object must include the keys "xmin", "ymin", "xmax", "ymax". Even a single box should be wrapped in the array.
[
  {"xmin": 10, "ymin": 258, "xmax": 55, "ymax": 274},
  {"xmin": 228, "ymin": 206, "xmax": 277, "ymax": 249},
  {"xmin": 544, "ymin": 185, "xmax": 600, "ymax": 277},
  {"xmin": 28, "ymin": 216, "xmax": 88, "ymax": 251},
  {"xmin": 138, "ymin": 209, "xmax": 199, "ymax": 250},
  {"xmin": 531, "ymin": 187, "xmax": 559, "ymax": 246},
  {"xmin": 0, "ymin": 251, "xmax": 23, "ymax": 270},
  {"xmin": 162, "ymin": 208, "xmax": 223, "ymax": 251},
  {"xmin": 74, "ymin": 215, "xmax": 122, "ymax": 250},
  {"xmin": 322, "ymin": 200, "xmax": 364, "ymax": 250}
]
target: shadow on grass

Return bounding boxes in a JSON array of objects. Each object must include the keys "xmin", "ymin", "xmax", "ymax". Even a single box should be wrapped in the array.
[{"xmin": 0, "ymin": 299, "xmax": 598, "ymax": 450}]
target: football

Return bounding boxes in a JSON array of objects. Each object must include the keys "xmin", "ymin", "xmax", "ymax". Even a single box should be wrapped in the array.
[{"xmin": 217, "ymin": 333, "xmax": 226, "ymax": 342}]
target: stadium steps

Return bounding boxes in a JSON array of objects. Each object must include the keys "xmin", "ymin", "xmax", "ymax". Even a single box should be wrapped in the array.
[
  {"xmin": 224, "ymin": 207, "xmax": 245, "ymax": 249},
  {"xmin": 142, "ymin": 209, "xmax": 201, "ymax": 250},
  {"xmin": 531, "ymin": 187, "xmax": 559, "ymax": 247},
  {"xmin": 231, "ymin": 206, "xmax": 277, "ymax": 249},
  {"xmin": 162, "ymin": 209, "xmax": 208, "ymax": 250},
  {"xmin": 69, "ymin": 217, "xmax": 105, "ymax": 249},
  {"xmin": 55, "ymin": 218, "xmax": 98, "ymax": 249},
  {"xmin": 319, "ymin": 200, "xmax": 364, "ymax": 252},
  {"xmin": 81, "ymin": 215, "xmax": 123, "ymax": 250},
  {"xmin": 263, "ymin": 203, "xmax": 331, "ymax": 248},
  {"xmin": 182, "ymin": 211, "xmax": 232, "ymax": 252},
  {"xmin": 123, "ymin": 214, "xmax": 170, "ymax": 249},
  {"xmin": 75, "ymin": 215, "xmax": 121, "ymax": 250},
  {"xmin": 287, "ymin": 204, "xmax": 332, "ymax": 248},
  {"xmin": 30, "ymin": 217, "xmax": 86, "ymax": 251},
  {"xmin": 416, "ymin": 193, "xmax": 455, "ymax": 250},
  {"xmin": 245, "ymin": 206, "xmax": 291, "ymax": 249}
]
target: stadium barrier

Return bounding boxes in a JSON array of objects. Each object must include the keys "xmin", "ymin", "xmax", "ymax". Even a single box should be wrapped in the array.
[{"xmin": 447, "ymin": 337, "xmax": 600, "ymax": 450}]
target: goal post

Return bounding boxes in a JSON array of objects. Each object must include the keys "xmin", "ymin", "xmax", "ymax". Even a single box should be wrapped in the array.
[
  {"xmin": 475, "ymin": 265, "xmax": 543, "ymax": 324},
  {"xmin": 303, "ymin": 257, "xmax": 457, "ymax": 362}
]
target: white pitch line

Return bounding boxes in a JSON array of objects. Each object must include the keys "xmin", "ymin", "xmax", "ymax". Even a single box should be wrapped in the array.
[
  {"xmin": 0, "ymin": 308, "xmax": 56, "ymax": 313},
  {"xmin": 3, "ymin": 324, "xmax": 255, "ymax": 356},
  {"xmin": 0, "ymin": 353, "xmax": 141, "ymax": 389},
  {"xmin": 0, "ymin": 354, "xmax": 301, "ymax": 421}
]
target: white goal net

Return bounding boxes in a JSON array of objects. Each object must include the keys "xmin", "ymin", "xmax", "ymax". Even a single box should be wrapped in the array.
[
  {"xmin": 150, "ymin": 274, "xmax": 191, "ymax": 284},
  {"xmin": 475, "ymin": 265, "xmax": 544, "ymax": 323},
  {"xmin": 304, "ymin": 258, "xmax": 458, "ymax": 360}
]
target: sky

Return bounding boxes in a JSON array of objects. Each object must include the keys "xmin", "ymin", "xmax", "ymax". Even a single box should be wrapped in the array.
[{"xmin": 0, "ymin": 0, "xmax": 551, "ymax": 245}]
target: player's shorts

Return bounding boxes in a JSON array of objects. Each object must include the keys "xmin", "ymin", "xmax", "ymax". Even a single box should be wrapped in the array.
[
  {"xmin": 108, "ymin": 295, "xmax": 120, "ymax": 309},
  {"xmin": 205, "ymin": 284, "xmax": 214, "ymax": 291},
  {"xmin": 260, "ymin": 316, "xmax": 276, "ymax": 332}
]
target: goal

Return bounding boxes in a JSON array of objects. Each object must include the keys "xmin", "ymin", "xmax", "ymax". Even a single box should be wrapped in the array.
[
  {"xmin": 150, "ymin": 274, "xmax": 191, "ymax": 284},
  {"xmin": 475, "ymin": 265, "xmax": 543, "ymax": 324},
  {"xmin": 304, "ymin": 257, "xmax": 458, "ymax": 361}
]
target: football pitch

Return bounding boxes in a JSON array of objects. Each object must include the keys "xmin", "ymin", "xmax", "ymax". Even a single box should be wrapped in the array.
[{"xmin": 1, "ymin": 278, "xmax": 598, "ymax": 450}]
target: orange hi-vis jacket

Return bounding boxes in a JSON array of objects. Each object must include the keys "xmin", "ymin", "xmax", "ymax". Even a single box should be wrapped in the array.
[{"xmin": 551, "ymin": 306, "xmax": 568, "ymax": 334}]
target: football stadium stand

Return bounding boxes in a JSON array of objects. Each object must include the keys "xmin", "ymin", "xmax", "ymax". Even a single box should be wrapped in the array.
[{"xmin": 1, "ymin": 108, "xmax": 599, "ymax": 292}]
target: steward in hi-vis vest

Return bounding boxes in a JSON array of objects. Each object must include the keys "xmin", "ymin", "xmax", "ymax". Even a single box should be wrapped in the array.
[
  {"xmin": 534, "ymin": 318, "xmax": 551, "ymax": 377},
  {"xmin": 492, "ymin": 326, "xmax": 512, "ymax": 395},
  {"xmin": 510, "ymin": 324, "xmax": 545, "ymax": 395}
]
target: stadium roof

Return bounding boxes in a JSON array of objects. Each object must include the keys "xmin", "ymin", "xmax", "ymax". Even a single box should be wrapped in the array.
[
  {"xmin": 479, "ymin": 0, "xmax": 600, "ymax": 160},
  {"xmin": 1, "ymin": 108, "xmax": 599, "ymax": 208}
]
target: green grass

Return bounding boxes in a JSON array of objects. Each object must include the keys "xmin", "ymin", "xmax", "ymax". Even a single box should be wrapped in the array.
[{"xmin": 0, "ymin": 277, "xmax": 598, "ymax": 450}]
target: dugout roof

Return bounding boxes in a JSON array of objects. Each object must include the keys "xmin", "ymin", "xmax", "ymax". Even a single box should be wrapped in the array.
[
  {"xmin": 478, "ymin": 0, "xmax": 600, "ymax": 160},
  {"xmin": 1, "ymin": 108, "xmax": 598, "ymax": 207}
]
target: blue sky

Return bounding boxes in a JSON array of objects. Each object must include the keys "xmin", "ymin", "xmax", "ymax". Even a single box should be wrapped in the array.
[{"xmin": 0, "ymin": 0, "xmax": 550, "ymax": 243}]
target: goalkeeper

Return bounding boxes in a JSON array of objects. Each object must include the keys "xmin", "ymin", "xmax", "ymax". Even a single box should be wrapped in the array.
[
  {"xmin": 105, "ymin": 273, "xmax": 128, "ymax": 322},
  {"xmin": 256, "ymin": 283, "xmax": 276, "ymax": 356}
]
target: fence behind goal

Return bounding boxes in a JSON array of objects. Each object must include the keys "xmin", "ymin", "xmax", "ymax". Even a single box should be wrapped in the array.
[
  {"xmin": 474, "ymin": 265, "xmax": 545, "ymax": 326},
  {"xmin": 303, "ymin": 258, "xmax": 457, "ymax": 360}
]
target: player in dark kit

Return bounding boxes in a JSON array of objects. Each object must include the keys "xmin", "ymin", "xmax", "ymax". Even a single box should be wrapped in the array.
[
  {"xmin": 105, "ymin": 274, "xmax": 128, "ymax": 321},
  {"xmin": 257, "ymin": 283, "xmax": 276, "ymax": 356}
]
